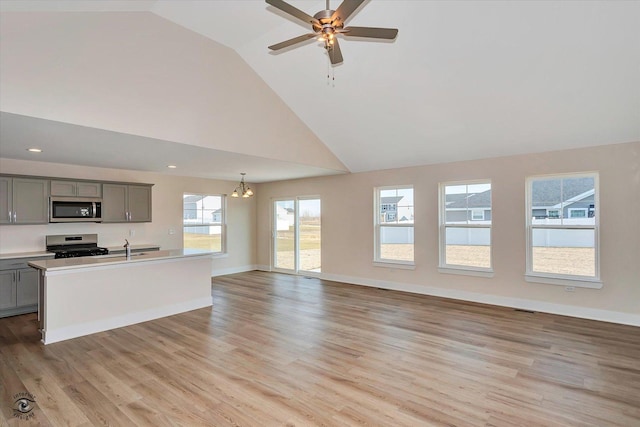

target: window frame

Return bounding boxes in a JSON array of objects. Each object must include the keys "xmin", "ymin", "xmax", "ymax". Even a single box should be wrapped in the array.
[
  {"xmin": 373, "ymin": 185, "xmax": 415, "ymax": 268},
  {"xmin": 438, "ymin": 180, "xmax": 493, "ymax": 277},
  {"xmin": 182, "ymin": 193, "xmax": 227, "ymax": 255},
  {"xmin": 525, "ymin": 172, "xmax": 602, "ymax": 288}
]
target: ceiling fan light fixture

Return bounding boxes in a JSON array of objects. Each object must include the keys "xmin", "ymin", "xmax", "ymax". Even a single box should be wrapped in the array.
[{"xmin": 266, "ymin": 0, "xmax": 398, "ymax": 65}]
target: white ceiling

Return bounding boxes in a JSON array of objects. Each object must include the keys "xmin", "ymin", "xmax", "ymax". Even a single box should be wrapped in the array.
[{"xmin": 1, "ymin": 0, "xmax": 639, "ymax": 182}]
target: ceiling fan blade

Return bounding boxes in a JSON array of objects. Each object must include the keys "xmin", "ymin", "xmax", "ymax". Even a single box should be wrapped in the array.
[
  {"xmin": 331, "ymin": 0, "xmax": 365, "ymax": 25},
  {"xmin": 328, "ymin": 38, "xmax": 344, "ymax": 65},
  {"xmin": 266, "ymin": 0, "xmax": 320, "ymax": 26},
  {"xmin": 268, "ymin": 33, "xmax": 317, "ymax": 51},
  {"xmin": 342, "ymin": 26, "xmax": 398, "ymax": 39}
]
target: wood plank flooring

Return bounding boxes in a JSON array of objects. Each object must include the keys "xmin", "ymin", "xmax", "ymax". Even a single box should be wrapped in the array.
[{"xmin": 1, "ymin": 271, "xmax": 639, "ymax": 426}]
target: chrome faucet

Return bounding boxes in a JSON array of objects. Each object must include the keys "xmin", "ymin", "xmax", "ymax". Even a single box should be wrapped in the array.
[{"xmin": 124, "ymin": 239, "xmax": 131, "ymax": 259}]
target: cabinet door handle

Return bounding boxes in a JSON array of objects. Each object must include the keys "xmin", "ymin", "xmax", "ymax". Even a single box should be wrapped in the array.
[
  {"xmin": 13, "ymin": 272, "xmax": 17, "ymax": 283},
  {"xmin": 8, "ymin": 210, "xmax": 11, "ymax": 223},
  {"xmin": 17, "ymin": 270, "xmax": 20, "ymax": 282},
  {"xmin": 13, "ymin": 212, "xmax": 17, "ymax": 222}
]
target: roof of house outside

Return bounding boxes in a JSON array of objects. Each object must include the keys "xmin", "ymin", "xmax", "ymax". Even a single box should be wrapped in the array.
[
  {"xmin": 446, "ymin": 190, "xmax": 491, "ymax": 209},
  {"xmin": 381, "ymin": 196, "xmax": 403, "ymax": 205},
  {"xmin": 531, "ymin": 177, "xmax": 595, "ymax": 207},
  {"xmin": 445, "ymin": 178, "xmax": 594, "ymax": 210}
]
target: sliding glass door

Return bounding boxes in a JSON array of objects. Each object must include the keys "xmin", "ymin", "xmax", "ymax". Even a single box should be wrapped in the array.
[{"xmin": 273, "ymin": 198, "xmax": 321, "ymax": 273}]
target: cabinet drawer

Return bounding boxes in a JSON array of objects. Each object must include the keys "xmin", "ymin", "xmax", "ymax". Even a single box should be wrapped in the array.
[{"xmin": 0, "ymin": 260, "xmax": 29, "ymax": 271}]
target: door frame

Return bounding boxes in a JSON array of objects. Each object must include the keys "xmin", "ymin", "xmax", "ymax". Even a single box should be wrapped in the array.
[{"xmin": 271, "ymin": 196, "xmax": 321, "ymax": 275}]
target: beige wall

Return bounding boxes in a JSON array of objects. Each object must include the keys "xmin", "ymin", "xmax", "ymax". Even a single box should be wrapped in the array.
[
  {"xmin": 0, "ymin": 158, "xmax": 256, "ymax": 275},
  {"xmin": 256, "ymin": 142, "xmax": 640, "ymax": 324}
]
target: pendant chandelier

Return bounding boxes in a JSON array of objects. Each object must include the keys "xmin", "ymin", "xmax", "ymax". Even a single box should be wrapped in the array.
[{"xmin": 231, "ymin": 173, "xmax": 254, "ymax": 198}]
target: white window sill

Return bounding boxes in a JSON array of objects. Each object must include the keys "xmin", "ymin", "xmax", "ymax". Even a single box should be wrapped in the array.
[
  {"xmin": 373, "ymin": 260, "xmax": 415, "ymax": 270},
  {"xmin": 525, "ymin": 274, "xmax": 603, "ymax": 289},
  {"xmin": 210, "ymin": 252, "xmax": 229, "ymax": 259},
  {"xmin": 438, "ymin": 266, "xmax": 494, "ymax": 278}
]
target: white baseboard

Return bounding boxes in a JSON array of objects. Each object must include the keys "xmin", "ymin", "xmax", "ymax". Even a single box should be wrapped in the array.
[
  {"xmin": 211, "ymin": 265, "xmax": 259, "ymax": 277},
  {"xmin": 42, "ymin": 297, "xmax": 212, "ymax": 344},
  {"xmin": 318, "ymin": 272, "xmax": 640, "ymax": 327}
]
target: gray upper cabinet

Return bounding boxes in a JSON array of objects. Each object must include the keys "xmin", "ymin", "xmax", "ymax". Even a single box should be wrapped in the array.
[
  {"xmin": 1, "ymin": 175, "xmax": 151, "ymax": 225},
  {"xmin": 128, "ymin": 185, "xmax": 152, "ymax": 222},
  {"xmin": 51, "ymin": 180, "xmax": 102, "ymax": 198},
  {"xmin": 102, "ymin": 184, "xmax": 128, "ymax": 222},
  {"xmin": 0, "ymin": 177, "xmax": 11, "ymax": 224},
  {"xmin": 0, "ymin": 177, "xmax": 49, "ymax": 225},
  {"xmin": 103, "ymin": 184, "xmax": 152, "ymax": 223}
]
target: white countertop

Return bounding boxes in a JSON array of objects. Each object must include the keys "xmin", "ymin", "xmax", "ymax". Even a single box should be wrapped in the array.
[
  {"xmin": 0, "ymin": 244, "xmax": 160, "ymax": 261},
  {"xmin": 106, "ymin": 244, "xmax": 161, "ymax": 252},
  {"xmin": 28, "ymin": 249, "xmax": 214, "ymax": 272},
  {"xmin": 0, "ymin": 251, "xmax": 55, "ymax": 260}
]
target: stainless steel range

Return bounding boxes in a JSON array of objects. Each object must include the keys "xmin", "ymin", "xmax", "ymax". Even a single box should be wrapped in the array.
[{"xmin": 46, "ymin": 234, "xmax": 109, "ymax": 258}]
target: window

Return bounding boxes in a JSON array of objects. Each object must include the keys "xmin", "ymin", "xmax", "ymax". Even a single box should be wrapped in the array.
[
  {"xmin": 273, "ymin": 197, "xmax": 321, "ymax": 273},
  {"xmin": 526, "ymin": 173, "xmax": 600, "ymax": 288},
  {"xmin": 374, "ymin": 186, "xmax": 414, "ymax": 266},
  {"xmin": 568, "ymin": 208, "xmax": 587, "ymax": 218},
  {"xmin": 183, "ymin": 194, "xmax": 225, "ymax": 253},
  {"xmin": 439, "ymin": 181, "xmax": 492, "ymax": 274},
  {"xmin": 471, "ymin": 209, "xmax": 485, "ymax": 221}
]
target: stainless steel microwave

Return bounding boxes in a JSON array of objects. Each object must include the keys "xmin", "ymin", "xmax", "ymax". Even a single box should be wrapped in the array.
[{"xmin": 49, "ymin": 197, "xmax": 103, "ymax": 223}]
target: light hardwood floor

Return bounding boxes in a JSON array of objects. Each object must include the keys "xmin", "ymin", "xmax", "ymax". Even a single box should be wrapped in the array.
[{"xmin": 1, "ymin": 271, "xmax": 639, "ymax": 426}]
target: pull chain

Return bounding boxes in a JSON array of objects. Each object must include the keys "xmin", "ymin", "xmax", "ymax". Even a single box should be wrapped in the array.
[
  {"xmin": 327, "ymin": 57, "xmax": 330, "ymax": 83},
  {"xmin": 326, "ymin": 54, "xmax": 336, "ymax": 87}
]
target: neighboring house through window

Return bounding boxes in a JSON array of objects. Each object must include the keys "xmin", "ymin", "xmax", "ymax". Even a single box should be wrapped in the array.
[
  {"xmin": 183, "ymin": 193, "xmax": 225, "ymax": 253},
  {"xmin": 439, "ymin": 181, "xmax": 492, "ymax": 275},
  {"xmin": 526, "ymin": 173, "xmax": 600, "ymax": 288},
  {"xmin": 374, "ymin": 186, "xmax": 414, "ymax": 266}
]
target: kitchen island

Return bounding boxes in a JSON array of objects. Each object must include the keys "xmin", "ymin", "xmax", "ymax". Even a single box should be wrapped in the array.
[{"xmin": 29, "ymin": 249, "xmax": 213, "ymax": 344}]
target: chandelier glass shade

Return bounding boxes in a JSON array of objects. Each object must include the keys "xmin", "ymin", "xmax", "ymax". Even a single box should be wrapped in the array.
[{"xmin": 231, "ymin": 173, "xmax": 254, "ymax": 198}]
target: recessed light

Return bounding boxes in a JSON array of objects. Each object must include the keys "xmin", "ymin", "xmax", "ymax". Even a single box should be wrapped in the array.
[
  {"xmin": 167, "ymin": 165, "xmax": 177, "ymax": 169},
  {"xmin": 27, "ymin": 148, "xmax": 42, "ymax": 153}
]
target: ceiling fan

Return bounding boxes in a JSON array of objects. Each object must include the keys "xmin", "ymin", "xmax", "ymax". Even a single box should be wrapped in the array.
[{"xmin": 266, "ymin": 0, "xmax": 398, "ymax": 65}]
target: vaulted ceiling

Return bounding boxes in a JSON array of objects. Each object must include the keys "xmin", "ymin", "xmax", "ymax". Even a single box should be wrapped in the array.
[{"xmin": 1, "ymin": 1, "xmax": 639, "ymax": 182}]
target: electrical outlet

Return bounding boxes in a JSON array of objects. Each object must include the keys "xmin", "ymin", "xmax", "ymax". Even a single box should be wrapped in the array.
[
  {"xmin": 168, "ymin": 229, "xmax": 175, "ymax": 235},
  {"xmin": 129, "ymin": 229, "xmax": 135, "ymax": 237},
  {"xmin": 565, "ymin": 286, "xmax": 576, "ymax": 292}
]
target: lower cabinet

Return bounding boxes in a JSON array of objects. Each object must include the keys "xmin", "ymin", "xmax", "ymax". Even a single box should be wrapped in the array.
[
  {"xmin": 17, "ymin": 268, "xmax": 38, "ymax": 306},
  {"xmin": 0, "ymin": 258, "xmax": 48, "ymax": 318},
  {"xmin": 0, "ymin": 270, "xmax": 16, "ymax": 310}
]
